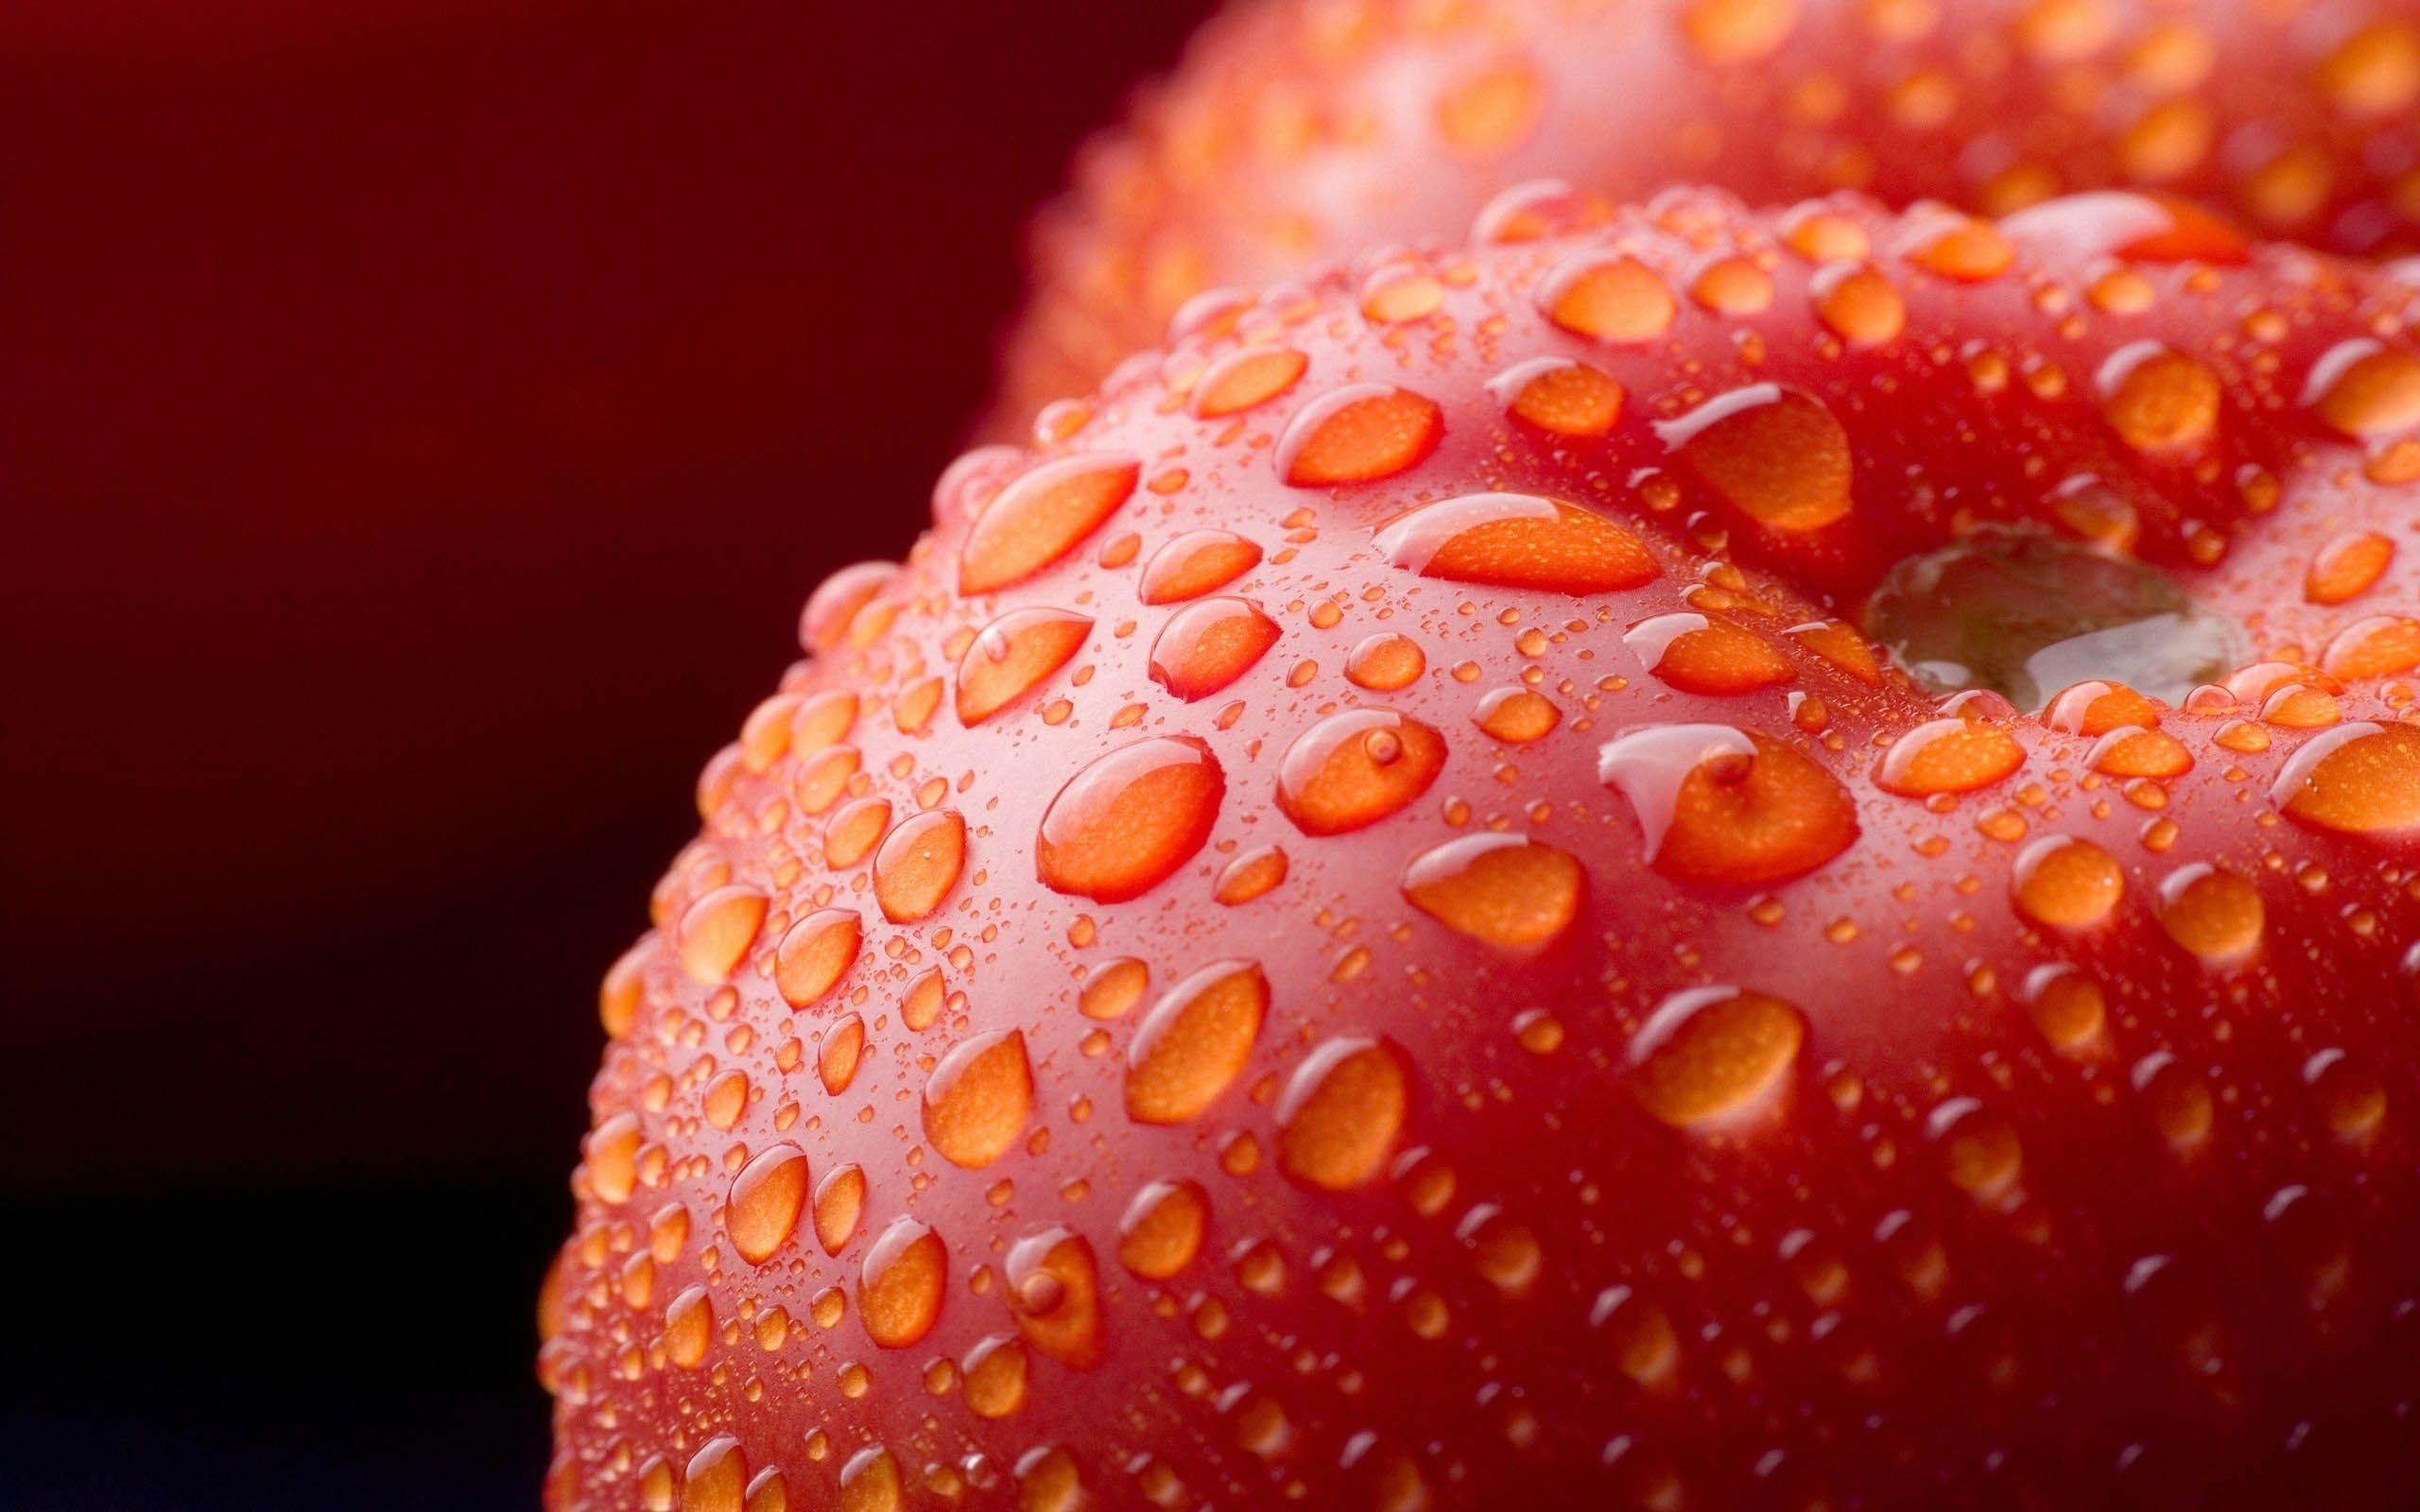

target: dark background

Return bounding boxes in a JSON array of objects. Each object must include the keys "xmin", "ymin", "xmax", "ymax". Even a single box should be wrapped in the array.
[{"xmin": 1, "ymin": 2, "xmax": 1212, "ymax": 1505}]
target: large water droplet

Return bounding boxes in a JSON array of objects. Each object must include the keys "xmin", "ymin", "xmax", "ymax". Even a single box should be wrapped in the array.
[
  {"xmin": 1276, "ymin": 1037, "xmax": 1409, "ymax": 1190},
  {"xmin": 1006, "ymin": 1228, "xmax": 1104, "ymax": 1367},
  {"xmin": 873, "ymin": 810, "xmax": 967, "ymax": 923},
  {"xmin": 1148, "ymin": 597, "xmax": 1281, "ymax": 700},
  {"xmin": 1400, "ymin": 833, "xmax": 1583, "ymax": 950},
  {"xmin": 922, "ymin": 1029, "xmax": 1036, "ymax": 1169},
  {"xmin": 1374, "ymin": 492, "xmax": 1658, "ymax": 594},
  {"xmin": 727, "ymin": 1143, "xmax": 810, "ymax": 1265},
  {"xmin": 1125, "ymin": 960, "xmax": 1267, "ymax": 1125},
  {"xmin": 1037, "ymin": 736, "xmax": 1226, "ymax": 902},
  {"xmin": 1866, "ymin": 528, "xmax": 2242, "ymax": 706},
  {"xmin": 1599, "ymin": 725, "xmax": 1858, "ymax": 885},
  {"xmin": 2272, "ymin": 722, "xmax": 2420, "ymax": 834},
  {"xmin": 1663, "ymin": 386, "xmax": 1854, "ymax": 531},
  {"xmin": 1276, "ymin": 709, "xmax": 1446, "ymax": 835},
  {"xmin": 959, "ymin": 455, "xmax": 1140, "ymax": 594},
  {"xmin": 858, "ymin": 1216, "xmax": 947, "ymax": 1349},
  {"xmin": 774, "ymin": 908, "xmax": 862, "ymax": 1008},
  {"xmin": 1117, "ymin": 1179, "xmax": 1210, "ymax": 1280},
  {"xmin": 956, "ymin": 608, "xmax": 1093, "ymax": 725},
  {"xmin": 1139, "ymin": 529, "xmax": 1262, "ymax": 604},
  {"xmin": 1628, "ymin": 987, "xmax": 1806, "ymax": 1128},
  {"xmin": 1277, "ymin": 384, "xmax": 1444, "ymax": 486}
]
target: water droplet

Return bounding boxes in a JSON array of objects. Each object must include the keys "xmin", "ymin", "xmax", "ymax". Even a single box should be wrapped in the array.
[
  {"xmin": 813, "ymin": 1163, "xmax": 865, "ymax": 1255},
  {"xmin": 1190, "ymin": 346, "xmax": 1308, "ymax": 418},
  {"xmin": 584, "ymin": 1111, "xmax": 641, "ymax": 1203},
  {"xmin": 1148, "ymin": 597, "xmax": 1281, "ymax": 700},
  {"xmin": 682, "ymin": 1437, "xmax": 747, "ymax": 1512},
  {"xmin": 1037, "ymin": 736, "xmax": 1226, "ymax": 902},
  {"xmin": 1117, "ymin": 1179, "xmax": 1210, "ymax": 1279},
  {"xmin": 959, "ymin": 455, "xmax": 1140, "ymax": 594},
  {"xmin": 1538, "ymin": 252, "xmax": 1676, "ymax": 343},
  {"xmin": 1213, "ymin": 844, "xmax": 1289, "ymax": 904},
  {"xmin": 1474, "ymin": 687, "xmax": 1561, "ymax": 743},
  {"xmin": 1139, "ymin": 529, "xmax": 1262, "ymax": 604},
  {"xmin": 1277, "ymin": 384, "xmax": 1444, "ymax": 486},
  {"xmin": 873, "ymin": 809, "xmax": 967, "ymax": 922},
  {"xmin": 774, "ymin": 908, "xmax": 862, "ymax": 1008},
  {"xmin": 858, "ymin": 1216, "xmax": 947, "ymax": 1349},
  {"xmin": 838, "ymin": 1446, "xmax": 903, "ymax": 1512},
  {"xmin": 2306, "ymin": 531, "xmax": 2394, "ymax": 606},
  {"xmin": 923, "ymin": 1029, "xmax": 1036, "ymax": 1169},
  {"xmin": 1864, "ymin": 528, "xmax": 2241, "ymax": 707},
  {"xmin": 1624, "ymin": 611, "xmax": 1794, "ymax": 694},
  {"xmin": 1126, "ymin": 960, "xmax": 1267, "ymax": 1125},
  {"xmin": 1928, "ymin": 1098, "xmax": 2023, "ymax": 1196},
  {"xmin": 1874, "ymin": 717, "xmax": 2027, "ymax": 798},
  {"xmin": 677, "ymin": 885, "xmax": 768, "ymax": 984},
  {"xmin": 727, "ymin": 1143, "xmax": 810, "ymax": 1264},
  {"xmin": 1591, "ymin": 1284, "xmax": 1680, "ymax": 1386},
  {"xmin": 962, "ymin": 1333, "xmax": 1029, "ymax": 1418},
  {"xmin": 1999, "ymin": 191, "xmax": 2249, "ymax": 265},
  {"xmin": 2022, "ymin": 964, "xmax": 2106, "ymax": 1052},
  {"xmin": 2306, "ymin": 339, "xmax": 2420, "ymax": 438},
  {"xmin": 1811, "ymin": 264, "xmax": 1906, "ymax": 346},
  {"xmin": 1400, "ymin": 833, "xmax": 1583, "ymax": 951},
  {"xmin": 1663, "ymin": 386, "xmax": 1853, "ymax": 531},
  {"xmin": 2272, "ymin": 722, "xmax": 2420, "ymax": 834},
  {"xmin": 1374, "ymin": 492, "xmax": 1659, "ymax": 594},
  {"xmin": 1276, "ymin": 1037, "xmax": 1410, "ymax": 1190},
  {"xmin": 665, "ymin": 1283, "xmax": 712, "ymax": 1368},
  {"xmin": 1346, "ymin": 632, "xmax": 1427, "ymax": 691},
  {"xmin": 1079, "ymin": 958, "xmax": 1148, "ymax": 1020},
  {"xmin": 1276, "ymin": 709, "xmax": 1447, "ymax": 834},
  {"xmin": 957, "ymin": 608, "xmax": 1093, "ymax": 725},
  {"xmin": 1006, "ymin": 1228, "xmax": 1104, "ymax": 1367},
  {"xmin": 1627, "ymin": 987, "xmax": 1805, "ymax": 1127},
  {"xmin": 2011, "ymin": 834, "xmax": 2123, "ymax": 928},
  {"xmin": 801, "ymin": 561, "xmax": 898, "ymax": 652},
  {"xmin": 2156, "ymin": 863, "xmax": 2265, "ymax": 964},
  {"xmin": 2097, "ymin": 342, "xmax": 2220, "ymax": 451},
  {"xmin": 1599, "ymin": 725, "xmax": 1858, "ymax": 885},
  {"xmin": 1902, "ymin": 215, "xmax": 2014, "ymax": 281},
  {"xmin": 1679, "ymin": 0, "xmax": 1798, "ymax": 64},
  {"xmin": 1435, "ymin": 60, "xmax": 1543, "ymax": 156},
  {"xmin": 1489, "ymin": 356, "xmax": 1624, "ymax": 436}
]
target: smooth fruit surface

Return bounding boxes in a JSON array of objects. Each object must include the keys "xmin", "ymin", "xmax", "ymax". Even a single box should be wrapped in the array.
[
  {"xmin": 546, "ymin": 193, "xmax": 2420, "ymax": 1508},
  {"xmin": 1001, "ymin": 0, "xmax": 2420, "ymax": 423}
]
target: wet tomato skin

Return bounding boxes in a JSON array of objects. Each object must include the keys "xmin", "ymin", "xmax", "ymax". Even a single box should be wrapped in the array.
[{"xmin": 545, "ymin": 192, "xmax": 2420, "ymax": 1509}]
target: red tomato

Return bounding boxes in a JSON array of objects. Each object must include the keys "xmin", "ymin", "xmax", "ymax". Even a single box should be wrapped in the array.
[
  {"xmin": 999, "ymin": 0, "xmax": 2420, "ymax": 427},
  {"xmin": 543, "ymin": 192, "xmax": 2420, "ymax": 1508}
]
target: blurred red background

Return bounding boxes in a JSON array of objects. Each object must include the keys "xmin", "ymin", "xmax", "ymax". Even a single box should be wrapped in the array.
[{"xmin": 0, "ymin": 2, "xmax": 1209, "ymax": 1504}]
